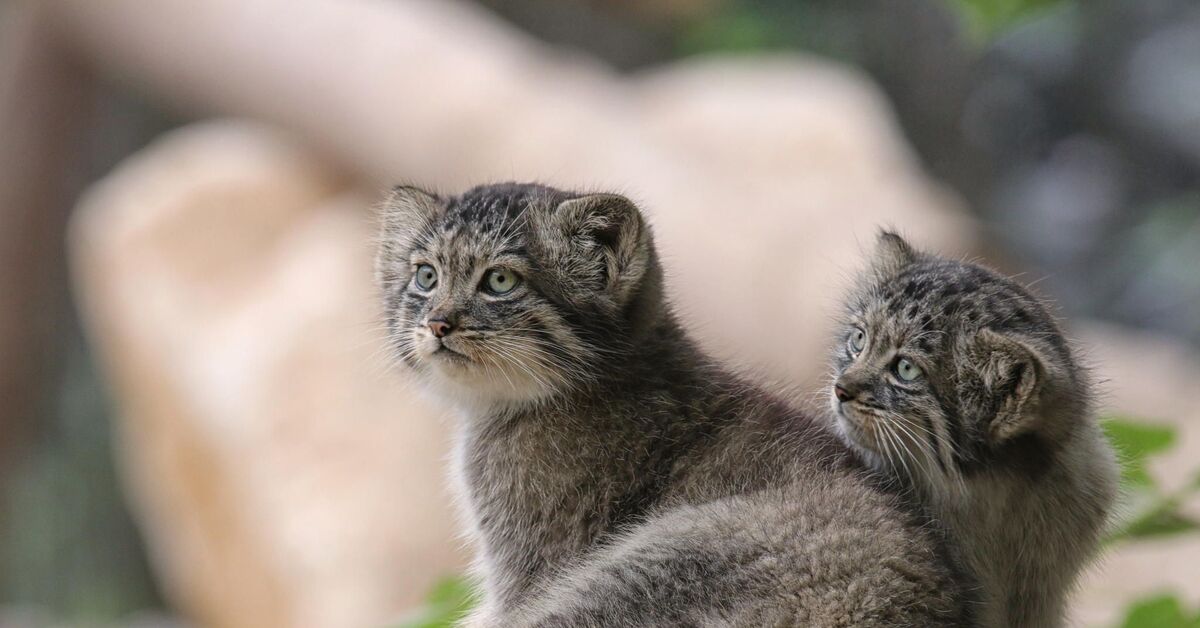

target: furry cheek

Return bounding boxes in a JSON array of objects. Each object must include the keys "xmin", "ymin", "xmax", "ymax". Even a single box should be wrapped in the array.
[{"xmin": 835, "ymin": 402, "xmax": 878, "ymax": 448}]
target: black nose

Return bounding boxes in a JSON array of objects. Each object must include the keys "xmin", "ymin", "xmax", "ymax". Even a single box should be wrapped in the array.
[
  {"xmin": 835, "ymin": 385, "xmax": 854, "ymax": 403},
  {"xmin": 428, "ymin": 319, "xmax": 453, "ymax": 338}
]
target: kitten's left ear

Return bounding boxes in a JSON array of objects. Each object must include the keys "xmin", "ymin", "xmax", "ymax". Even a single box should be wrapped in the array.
[
  {"xmin": 870, "ymin": 231, "xmax": 918, "ymax": 277},
  {"xmin": 973, "ymin": 329, "xmax": 1055, "ymax": 442},
  {"xmin": 554, "ymin": 193, "xmax": 650, "ymax": 303}
]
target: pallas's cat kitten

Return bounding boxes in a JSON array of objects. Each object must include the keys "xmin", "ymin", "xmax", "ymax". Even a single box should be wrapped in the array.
[
  {"xmin": 829, "ymin": 232, "xmax": 1118, "ymax": 627},
  {"xmin": 377, "ymin": 183, "xmax": 978, "ymax": 626}
]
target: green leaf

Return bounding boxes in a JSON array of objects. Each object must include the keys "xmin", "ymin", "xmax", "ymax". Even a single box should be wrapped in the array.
[
  {"xmin": 942, "ymin": 0, "xmax": 1068, "ymax": 42},
  {"xmin": 1103, "ymin": 417, "xmax": 1177, "ymax": 489},
  {"xmin": 425, "ymin": 576, "xmax": 475, "ymax": 608},
  {"xmin": 1103, "ymin": 417, "xmax": 1176, "ymax": 459},
  {"xmin": 393, "ymin": 576, "xmax": 479, "ymax": 628},
  {"xmin": 1120, "ymin": 594, "xmax": 1188, "ymax": 628},
  {"xmin": 676, "ymin": 7, "xmax": 781, "ymax": 56},
  {"xmin": 1119, "ymin": 593, "xmax": 1200, "ymax": 628},
  {"xmin": 1120, "ymin": 502, "xmax": 1200, "ymax": 541}
]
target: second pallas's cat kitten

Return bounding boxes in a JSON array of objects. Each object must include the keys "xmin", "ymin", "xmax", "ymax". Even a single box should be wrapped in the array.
[
  {"xmin": 377, "ymin": 183, "xmax": 979, "ymax": 626},
  {"xmin": 829, "ymin": 232, "xmax": 1119, "ymax": 628}
]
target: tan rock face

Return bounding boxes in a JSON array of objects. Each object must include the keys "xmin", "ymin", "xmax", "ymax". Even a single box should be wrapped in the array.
[{"xmin": 70, "ymin": 122, "xmax": 464, "ymax": 628}]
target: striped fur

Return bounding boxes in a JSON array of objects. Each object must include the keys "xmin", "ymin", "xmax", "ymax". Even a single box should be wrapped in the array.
[
  {"xmin": 829, "ymin": 232, "xmax": 1119, "ymax": 627},
  {"xmin": 377, "ymin": 184, "xmax": 978, "ymax": 626}
]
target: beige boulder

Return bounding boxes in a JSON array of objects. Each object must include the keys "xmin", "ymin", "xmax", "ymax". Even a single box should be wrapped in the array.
[{"xmin": 70, "ymin": 122, "xmax": 464, "ymax": 628}]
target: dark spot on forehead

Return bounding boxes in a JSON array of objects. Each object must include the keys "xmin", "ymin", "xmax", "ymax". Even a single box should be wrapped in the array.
[
  {"xmin": 1008, "ymin": 308, "xmax": 1031, "ymax": 325},
  {"xmin": 938, "ymin": 283, "xmax": 963, "ymax": 298},
  {"xmin": 902, "ymin": 280, "xmax": 924, "ymax": 299},
  {"xmin": 864, "ymin": 257, "xmax": 1064, "ymax": 355}
]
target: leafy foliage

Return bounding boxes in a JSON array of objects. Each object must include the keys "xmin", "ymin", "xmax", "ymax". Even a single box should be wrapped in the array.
[
  {"xmin": 676, "ymin": 7, "xmax": 780, "ymax": 56},
  {"xmin": 942, "ymin": 0, "xmax": 1071, "ymax": 41},
  {"xmin": 1103, "ymin": 417, "xmax": 1200, "ymax": 627},
  {"xmin": 1120, "ymin": 594, "xmax": 1200, "ymax": 628},
  {"xmin": 392, "ymin": 576, "xmax": 478, "ymax": 628},
  {"xmin": 1104, "ymin": 417, "xmax": 1200, "ymax": 542},
  {"xmin": 1105, "ymin": 418, "xmax": 1177, "ymax": 488}
]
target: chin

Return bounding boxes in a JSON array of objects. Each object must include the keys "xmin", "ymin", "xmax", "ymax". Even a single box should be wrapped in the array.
[
  {"xmin": 415, "ymin": 353, "xmax": 562, "ymax": 411},
  {"xmin": 834, "ymin": 409, "xmax": 885, "ymax": 470}
]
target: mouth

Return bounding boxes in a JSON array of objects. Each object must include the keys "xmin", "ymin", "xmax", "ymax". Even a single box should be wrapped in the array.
[
  {"xmin": 835, "ymin": 403, "xmax": 873, "ymax": 439},
  {"xmin": 432, "ymin": 343, "xmax": 470, "ymax": 362},
  {"xmin": 832, "ymin": 396, "xmax": 855, "ymax": 422}
]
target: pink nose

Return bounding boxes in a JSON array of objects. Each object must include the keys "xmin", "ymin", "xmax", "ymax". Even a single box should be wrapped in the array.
[
  {"xmin": 835, "ymin": 385, "xmax": 854, "ymax": 403},
  {"xmin": 428, "ymin": 319, "xmax": 452, "ymax": 338}
]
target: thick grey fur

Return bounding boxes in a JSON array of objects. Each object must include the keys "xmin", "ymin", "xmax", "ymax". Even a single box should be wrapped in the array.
[
  {"xmin": 828, "ymin": 233, "xmax": 1120, "ymax": 627},
  {"xmin": 377, "ymin": 183, "xmax": 979, "ymax": 627}
]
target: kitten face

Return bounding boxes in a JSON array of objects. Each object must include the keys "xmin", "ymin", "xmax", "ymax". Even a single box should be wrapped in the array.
[
  {"xmin": 376, "ymin": 183, "xmax": 649, "ymax": 407},
  {"xmin": 831, "ymin": 233, "xmax": 1075, "ymax": 487}
]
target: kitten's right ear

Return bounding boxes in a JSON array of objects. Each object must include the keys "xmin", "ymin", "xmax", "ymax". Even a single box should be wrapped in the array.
[
  {"xmin": 553, "ymin": 193, "xmax": 650, "ymax": 305},
  {"xmin": 972, "ymin": 329, "xmax": 1057, "ymax": 442},
  {"xmin": 378, "ymin": 185, "xmax": 443, "ymax": 241},
  {"xmin": 870, "ymin": 231, "xmax": 918, "ymax": 277},
  {"xmin": 375, "ymin": 185, "xmax": 443, "ymax": 289}
]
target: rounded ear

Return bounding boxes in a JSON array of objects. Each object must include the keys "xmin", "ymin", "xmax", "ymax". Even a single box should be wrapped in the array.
[
  {"xmin": 972, "ymin": 329, "xmax": 1049, "ymax": 442},
  {"xmin": 870, "ymin": 231, "xmax": 918, "ymax": 277},
  {"xmin": 375, "ymin": 184, "xmax": 443, "ymax": 288},
  {"xmin": 553, "ymin": 193, "xmax": 650, "ymax": 304},
  {"xmin": 378, "ymin": 184, "xmax": 443, "ymax": 241}
]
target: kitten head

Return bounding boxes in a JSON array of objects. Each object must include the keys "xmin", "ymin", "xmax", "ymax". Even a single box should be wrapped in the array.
[
  {"xmin": 830, "ymin": 232, "xmax": 1083, "ymax": 488},
  {"xmin": 375, "ymin": 182, "xmax": 656, "ymax": 407}
]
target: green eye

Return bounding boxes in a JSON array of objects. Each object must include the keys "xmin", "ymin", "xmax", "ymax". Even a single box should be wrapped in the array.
[
  {"xmin": 484, "ymin": 268, "xmax": 521, "ymax": 295},
  {"xmin": 849, "ymin": 328, "xmax": 867, "ymax": 354},
  {"xmin": 414, "ymin": 264, "xmax": 438, "ymax": 290},
  {"xmin": 895, "ymin": 358, "xmax": 922, "ymax": 382}
]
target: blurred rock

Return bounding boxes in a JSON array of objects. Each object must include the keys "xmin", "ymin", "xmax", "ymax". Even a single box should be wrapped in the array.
[
  {"xmin": 632, "ymin": 56, "xmax": 975, "ymax": 383},
  {"xmin": 69, "ymin": 122, "xmax": 465, "ymax": 628}
]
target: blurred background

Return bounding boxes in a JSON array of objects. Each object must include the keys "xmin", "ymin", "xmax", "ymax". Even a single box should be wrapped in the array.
[{"xmin": 1, "ymin": 0, "xmax": 1198, "ymax": 626}]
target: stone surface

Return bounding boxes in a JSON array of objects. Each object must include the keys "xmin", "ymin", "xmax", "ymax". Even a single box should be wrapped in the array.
[{"xmin": 70, "ymin": 122, "xmax": 464, "ymax": 628}]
